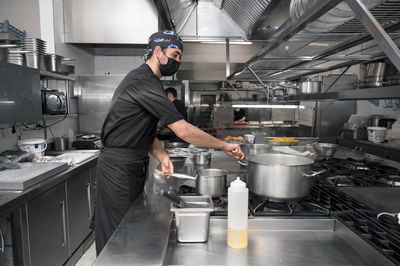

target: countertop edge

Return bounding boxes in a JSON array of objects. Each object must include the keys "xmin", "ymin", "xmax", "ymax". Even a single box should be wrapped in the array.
[{"xmin": 0, "ymin": 156, "xmax": 98, "ymax": 216}]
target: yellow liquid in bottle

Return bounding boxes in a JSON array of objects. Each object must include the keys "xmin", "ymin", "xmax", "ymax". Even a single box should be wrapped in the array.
[{"xmin": 227, "ymin": 228, "xmax": 248, "ymax": 249}]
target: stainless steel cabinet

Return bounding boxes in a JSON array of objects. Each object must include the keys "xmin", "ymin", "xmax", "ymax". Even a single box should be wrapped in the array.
[
  {"xmin": 0, "ymin": 214, "xmax": 13, "ymax": 266},
  {"xmin": 90, "ymin": 167, "xmax": 97, "ymax": 218},
  {"xmin": 66, "ymin": 169, "xmax": 92, "ymax": 254},
  {"xmin": 27, "ymin": 182, "xmax": 69, "ymax": 266}
]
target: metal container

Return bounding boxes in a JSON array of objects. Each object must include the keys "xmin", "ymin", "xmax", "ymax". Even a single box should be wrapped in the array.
[
  {"xmin": 59, "ymin": 64, "xmax": 75, "ymax": 75},
  {"xmin": 8, "ymin": 54, "xmax": 25, "ymax": 66},
  {"xmin": 242, "ymin": 154, "xmax": 323, "ymax": 201},
  {"xmin": 54, "ymin": 137, "xmax": 69, "ymax": 151},
  {"xmin": 166, "ymin": 142, "xmax": 189, "ymax": 149},
  {"xmin": 194, "ymin": 152, "xmax": 211, "ymax": 165},
  {"xmin": 312, "ymin": 143, "xmax": 337, "ymax": 157},
  {"xmin": 0, "ymin": 47, "xmax": 8, "ymax": 62},
  {"xmin": 0, "ymin": 44, "xmax": 18, "ymax": 62},
  {"xmin": 196, "ymin": 168, "xmax": 226, "ymax": 197},
  {"xmin": 366, "ymin": 62, "xmax": 386, "ymax": 77},
  {"xmin": 285, "ymin": 87, "xmax": 298, "ymax": 96},
  {"xmin": 299, "ymin": 81, "xmax": 321, "ymax": 94},
  {"xmin": 368, "ymin": 115, "xmax": 384, "ymax": 127},
  {"xmin": 169, "ymin": 168, "xmax": 227, "ymax": 198},
  {"xmin": 170, "ymin": 196, "xmax": 214, "ymax": 242},
  {"xmin": 25, "ymin": 52, "xmax": 44, "ymax": 69},
  {"xmin": 45, "ymin": 54, "xmax": 63, "ymax": 72}
]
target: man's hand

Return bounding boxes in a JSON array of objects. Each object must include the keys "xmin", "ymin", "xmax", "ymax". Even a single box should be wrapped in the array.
[
  {"xmin": 154, "ymin": 155, "xmax": 174, "ymax": 178},
  {"xmin": 222, "ymin": 143, "xmax": 245, "ymax": 160}
]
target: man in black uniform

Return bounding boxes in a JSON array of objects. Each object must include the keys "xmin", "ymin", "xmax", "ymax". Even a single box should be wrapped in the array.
[
  {"xmin": 165, "ymin": 87, "xmax": 188, "ymax": 142},
  {"xmin": 95, "ymin": 30, "xmax": 244, "ymax": 255},
  {"xmin": 165, "ymin": 87, "xmax": 187, "ymax": 121}
]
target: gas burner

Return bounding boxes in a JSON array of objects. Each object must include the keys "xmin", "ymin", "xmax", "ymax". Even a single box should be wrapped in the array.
[
  {"xmin": 249, "ymin": 194, "xmax": 329, "ymax": 217},
  {"xmin": 213, "ymin": 197, "xmax": 227, "ymax": 209},
  {"xmin": 178, "ymin": 185, "xmax": 196, "ymax": 195},
  {"xmin": 324, "ymin": 175, "xmax": 357, "ymax": 187},
  {"xmin": 253, "ymin": 200, "xmax": 292, "ymax": 214},
  {"xmin": 377, "ymin": 176, "xmax": 400, "ymax": 187}
]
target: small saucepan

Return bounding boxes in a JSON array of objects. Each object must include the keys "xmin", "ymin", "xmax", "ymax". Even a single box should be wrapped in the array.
[{"xmin": 161, "ymin": 168, "xmax": 227, "ymax": 198}]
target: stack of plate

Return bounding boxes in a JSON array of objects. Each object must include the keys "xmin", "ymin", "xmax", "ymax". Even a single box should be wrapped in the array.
[{"xmin": 20, "ymin": 38, "xmax": 46, "ymax": 69}]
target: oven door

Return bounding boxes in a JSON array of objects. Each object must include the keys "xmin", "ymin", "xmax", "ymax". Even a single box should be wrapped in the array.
[{"xmin": 42, "ymin": 90, "xmax": 67, "ymax": 115}]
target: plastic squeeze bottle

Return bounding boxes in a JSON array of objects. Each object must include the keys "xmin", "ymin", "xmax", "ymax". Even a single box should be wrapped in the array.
[{"xmin": 227, "ymin": 177, "xmax": 248, "ymax": 249}]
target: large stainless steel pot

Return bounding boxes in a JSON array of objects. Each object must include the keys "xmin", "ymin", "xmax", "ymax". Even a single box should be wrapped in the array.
[
  {"xmin": 299, "ymin": 81, "xmax": 321, "ymax": 94},
  {"xmin": 240, "ymin": 154, "xmax": 324, "ymax": 201},
  {"xmin": 243, "ymin": 144, "xmax": 271, "ymax": 157},
  {"xmin": 168, "ymin": 168, "xmax": 227, "ymax": 198}
]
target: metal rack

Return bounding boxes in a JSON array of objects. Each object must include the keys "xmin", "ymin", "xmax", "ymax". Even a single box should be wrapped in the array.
[
  {"xmin": 276, "ymin": 85, "xmax": 400, "ymax": 101},
  {"xmin": 227, "ymin": 0, "xmax": 400, "ymax": 101}
]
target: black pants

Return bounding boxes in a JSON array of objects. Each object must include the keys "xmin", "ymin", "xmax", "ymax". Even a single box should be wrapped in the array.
[{"xmin": 94, "ymin": 148, "xmax": 148, "ymax": 255}]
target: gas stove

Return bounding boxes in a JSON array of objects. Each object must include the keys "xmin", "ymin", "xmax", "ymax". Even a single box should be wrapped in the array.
[
  {"xmin": 312, "ymin": 158, "xmax": 400, "ymax": 187},
  {"xmin": 178, "ymin": 185, "xmax": 330, "ymax": 217}
]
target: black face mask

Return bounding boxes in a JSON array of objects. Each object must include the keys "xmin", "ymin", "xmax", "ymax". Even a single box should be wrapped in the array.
[{"xmin": 158, "ymin": 50, "xmax": 180, "ymax": 76}]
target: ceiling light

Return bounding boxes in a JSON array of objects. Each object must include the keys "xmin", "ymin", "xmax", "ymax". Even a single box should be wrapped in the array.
[
  {"xmin": 232, "ymin": 104, "xmax": 305, "ymax": 109},
  {"xmin": 234, "ymin": 72, "xmax": 242, "ymax": 76},
  {"xmin": 200, "ymin": 41, "xmax": 253, "ymax": 45}
]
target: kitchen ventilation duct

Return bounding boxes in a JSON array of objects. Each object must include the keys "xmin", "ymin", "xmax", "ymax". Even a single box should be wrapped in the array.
[
  {"xmin": 290, "ymin": 0, "xmax": 386, "ymax": 33},
  {"xmin": 220, "ymin": 0, "xmax": 272, "ymax": 36}
]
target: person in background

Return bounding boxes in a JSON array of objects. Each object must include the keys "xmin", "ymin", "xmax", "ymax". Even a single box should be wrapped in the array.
[
  {"xmin": 165, "ymin": 87, "xmax": 188, "ymax": 142},
  {"xmin": 234, "ymin": 108, "xmax": 246, "ymax": 122},
  {"xmin": 95, "ymin": 30, "xmax": 244, "ymax": 256}
]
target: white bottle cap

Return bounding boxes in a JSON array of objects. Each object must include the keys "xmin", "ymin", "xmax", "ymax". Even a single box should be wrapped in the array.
[{"xmin": 230, "ymin": 177, "xmax": 246, "ymax": 187}]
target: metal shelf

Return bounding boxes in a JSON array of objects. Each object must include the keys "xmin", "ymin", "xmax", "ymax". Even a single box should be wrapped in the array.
[
  {"xmin": 227, "ymin": 0, "xmax": 400, "ymax": 83},
  {"xmin": 40, "ymin": 70, "xmax": 75, "ymax": 81},
  {"xmin": 279, "ymin": 85, "xmax": 400, "ymax": 102}
]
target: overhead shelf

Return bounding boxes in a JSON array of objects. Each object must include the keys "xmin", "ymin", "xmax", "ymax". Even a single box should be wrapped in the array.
[
  {"xmin": 277, "ymin": 85, "xmax": 400, "ymax": 102},
  {"xmin": 40, "ymin": 70, "xmax": 75, "ymax": 81},
  {"xmin": 228, "ymin": 0, "xmax": 400, "ymax": 82}
]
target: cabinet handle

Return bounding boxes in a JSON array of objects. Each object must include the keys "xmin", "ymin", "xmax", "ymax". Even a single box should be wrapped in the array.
[
  {"xmin": 0, "ymin": 228, "xmax": 4, "ymax": 253},
  {"xmin": 59, "ymin": 201, "xmax": 67, "ymax": 247},
  {"xmin": 86, "ymin": 183, "xmax": 92, "ymax": 220}
]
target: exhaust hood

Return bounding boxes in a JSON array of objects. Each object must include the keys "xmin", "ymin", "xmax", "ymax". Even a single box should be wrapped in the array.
[{"xmin": 156, "ymin": 0, "xmax": 273, "ymax": 41}]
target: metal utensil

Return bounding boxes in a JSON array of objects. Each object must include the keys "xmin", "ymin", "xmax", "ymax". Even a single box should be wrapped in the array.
[
  {"xmin": 159, "ymin": 169, "xmax": 227, "ymax": 198},
  {"xmin": 159, "ymin": 187, "xmax": 185, "ymax": 208},
  {"xmin": 313, "ymin": 143, "xmax": 338, "ymax": 158},
  {"xmin": 194, "ymin": 152, "xmax": 211, "ymax": 165},
  {"xmin": 299, "ymin": 81, "xmax": 321, "ymax": 94}
]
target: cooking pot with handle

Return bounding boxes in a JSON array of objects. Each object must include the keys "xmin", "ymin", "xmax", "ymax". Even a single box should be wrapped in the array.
[{"xmin": 239, "ymin": 154, "xmax": 325, "ymax": 201}]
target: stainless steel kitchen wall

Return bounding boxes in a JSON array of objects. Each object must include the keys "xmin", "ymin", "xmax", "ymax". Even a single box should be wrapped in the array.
[
  {"xmin": 76, "ymin": 75, "xmax": 124, "ymax": 134},
  {"xmin": 64, "ymin": 0, "xmax": 158, "ymax": 44},
  {"xmin": 316, "ymin": 75, "xmax": 357, "ymax": 142}
]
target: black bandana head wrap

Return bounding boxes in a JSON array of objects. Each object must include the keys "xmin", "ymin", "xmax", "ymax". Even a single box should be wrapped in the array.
[{"xmin": 144, "ymin": 30, "xmax": 183, "ymax": 61}]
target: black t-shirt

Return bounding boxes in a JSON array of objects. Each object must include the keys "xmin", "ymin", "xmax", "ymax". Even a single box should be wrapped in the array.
[
  {"xmin": 173, "ymin": 99, "xmax": 188, "ymax": 121},
  {"xmin": 101, "ymin": 64, "xmax": 183, "ymax": 152}
]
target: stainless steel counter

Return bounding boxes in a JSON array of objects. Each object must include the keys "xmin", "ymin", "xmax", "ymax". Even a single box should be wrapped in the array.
[
  {"xmin": 95, "ymin": 147, "xmax": 400, "ymax": 266},
  {"xmin": 165, "ymin": 218, "xmax": 393, "ymax": 266},
  {"xmin": 0, "ymin": 155, "xmax": 98, "ymax": 216}
]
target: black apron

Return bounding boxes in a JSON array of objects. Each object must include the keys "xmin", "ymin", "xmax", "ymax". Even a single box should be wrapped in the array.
[{"xmin": 94, "ymin": 147, "xmax": 149, "ymax": 255}]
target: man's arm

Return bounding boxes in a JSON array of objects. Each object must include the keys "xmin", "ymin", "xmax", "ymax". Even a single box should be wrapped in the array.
[
  {"xmin": 168, "ymin": 120, "xmax": 244, "ymax": 160},
  {"xmin": 149, "ymin": 137, "xmax": 174, "ymax": 175}
]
